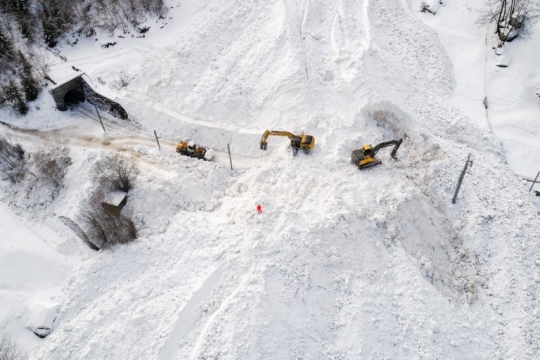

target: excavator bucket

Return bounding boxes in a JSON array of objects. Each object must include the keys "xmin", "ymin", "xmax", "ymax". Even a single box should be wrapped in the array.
[
  {"xmin": 260, "ymin": 141, "xmax": 268, "ymax": 151},
  {"xmin": 390, "ymin": 138, "xmax": 403, "ymax": 159}
]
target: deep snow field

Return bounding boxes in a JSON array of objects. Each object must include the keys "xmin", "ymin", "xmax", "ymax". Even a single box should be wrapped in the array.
[{"xmin": 1, "ymin": 0, "xmax": 540, "ymax": 359}]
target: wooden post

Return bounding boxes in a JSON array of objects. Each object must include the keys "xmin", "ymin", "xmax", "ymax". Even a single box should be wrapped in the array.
[
  {"xmin": 94, "ymin": 105, "xmax": 105, "ymax": 132},
  {"xmin": 452, "ymin": 155, "xmax": 473, "ymax": 204},
  {"xmin": 227, "ymin": 143, "xmax": 233, "ymax": 170},
  {"xmin": 154, "ymin": 130, "xmax": 161, "ymax": 150},
  {"xmin": 530, "ymin": 171, "xmax": 540, "ymax": 192}
]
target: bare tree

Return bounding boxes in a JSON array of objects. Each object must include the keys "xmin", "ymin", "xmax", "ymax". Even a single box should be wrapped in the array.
[
  {"xmin": 0, "ymin": 335, "xmax": 26, "ymax": 360},
  {"xmin": 94, "ymin": 153, "xmax": 138, "ymax": 192},
  {"xmin": 79, "ymin": 190, "xmax": 137, "ymax": 249},
  {"xmin": 479, "ymin": 0, "xmax": 540, "ymax": 46},
  {"xmin": 0, "ymin": 135, "xmax": 26, "ymax": 182}
]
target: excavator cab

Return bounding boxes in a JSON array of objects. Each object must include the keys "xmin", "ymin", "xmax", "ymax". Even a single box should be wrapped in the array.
[
  {"xmin": 290, "ymin": 136, "xmax": 301, "ymax": 149},
  {"xmin": 302, "ymin": 135, "xmax": 314, "ymax": 148},
  {"xmin": 187, "ymin": 141, "xmax": 196, "ymax": 153},
  {"xmin": 351, "ymin": 138, "xmax": 402, "ymax": 170}
]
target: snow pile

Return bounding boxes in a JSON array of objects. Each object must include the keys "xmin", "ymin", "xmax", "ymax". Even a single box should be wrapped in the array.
[{"xmin": 0, "ymin": 0, "xmax": 539, "ymax": 359}]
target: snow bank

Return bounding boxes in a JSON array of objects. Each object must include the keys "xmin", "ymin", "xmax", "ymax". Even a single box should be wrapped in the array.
[
  {"xmin": 0, "ymin": 0, "xmax": 539, "ymax": 358},
  {"xmin": 0, "ymin": 203, "xmax": 71, "ymax": 349}
]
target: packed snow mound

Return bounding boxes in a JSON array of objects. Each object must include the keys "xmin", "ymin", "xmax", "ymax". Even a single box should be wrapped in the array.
[{"xmin": 0, "ymin": 0, "xmax": 538, "ymax": 359}]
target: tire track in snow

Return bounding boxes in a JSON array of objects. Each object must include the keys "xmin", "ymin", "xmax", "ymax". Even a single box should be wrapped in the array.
[{"xmin": 2, "ymin": 117, "xmax": 257, "ymax": 171}]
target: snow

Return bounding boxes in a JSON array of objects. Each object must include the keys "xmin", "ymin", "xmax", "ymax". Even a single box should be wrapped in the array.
[
  {"xmin": 104, "ymin": 191, "xmax": 127, "ymax": 207},
  {"xmin": 412, "ymin": 0, "xmax": 540, "ymax": 178},
  {"xmin": 49, "ymin": 70, "xmax": 83, "ymax": 89},
  {"xmin": 0, "ymin": 202, "xmax": 71, "ymax": 349},
  {"xmin": 0, "ymin": 0, "xmax": 540, "ymax": 359}
]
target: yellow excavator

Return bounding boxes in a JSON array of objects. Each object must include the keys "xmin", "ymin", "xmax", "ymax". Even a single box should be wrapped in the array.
[
  {"xmin": 260, "ymin": 130, "xmax": 315, "ymax": 155},
  {"xmin": 351, "ymin": 138, "xmax": 403, "ymax": 170}
]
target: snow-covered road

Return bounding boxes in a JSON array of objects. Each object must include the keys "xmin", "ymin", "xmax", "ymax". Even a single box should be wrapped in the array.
[{"xmin": 1, "ymin": 0, "xmax": 539, "ymax": 359}]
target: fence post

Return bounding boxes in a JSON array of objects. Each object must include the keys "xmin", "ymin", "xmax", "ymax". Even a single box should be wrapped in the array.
[
  {"xmin": 452, "ymin": 155, "xmax": 473, "ymax": 204},
  {"xmin": 94, "ymin": 105, "xmax": 105, "ymax": 132},
  {"xmin": 530, "ymin": 171, "xmax": 540, "ymax": 192},
  {"xmin": 154, "ymin": 130, "xmax": 161, "ymax": 150},
  {"xmin": 227, "ymin": 143, "xmax": 233, "ymax": 170}
]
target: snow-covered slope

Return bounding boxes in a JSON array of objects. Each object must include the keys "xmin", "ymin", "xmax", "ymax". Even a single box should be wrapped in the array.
[
  {"xmin": 412, "ymin": 0, "xmax": 540, "ymax": 179},
  {"xmin": 0, "ymin": 202, "xmax": 72, "ymax": 349},
  {"xmin": 1, "ymin": 0, "xmax": 540, "ymax": 359}
]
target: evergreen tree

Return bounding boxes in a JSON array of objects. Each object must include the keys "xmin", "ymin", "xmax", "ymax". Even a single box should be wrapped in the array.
[
  {"xmin": 20, "ymin": 76, "xmax": 38, "ymax": 101},
  {"xmin": 5, "ymin": 0, "xmax": 34, "ymax": 41},
  {"xmin": 18, "ymin": 51, "xmax": 39, "ymax": 101},
  {"xmin": 3, "ymin": 80, "xmax": 29, "ymax": 114},
  {"xmin": 0, "ymin": 25, "xmax": 14, "ymax": 61},
  {"xmin": 41, "ymin": 0, "xmax": 71, "ymax": 47},
  {"xmin": 12, "ymin": 0, "xmax": 30, "ymax": 14},
  {"xmin": 16, "ymin": 13, "xmax": 33, "ymax": 41}
]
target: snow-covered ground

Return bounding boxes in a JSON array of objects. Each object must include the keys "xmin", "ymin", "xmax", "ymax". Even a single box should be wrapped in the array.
[{"xmin": 1, "ymin": 0, "xmax": 540, "ymax": 359}]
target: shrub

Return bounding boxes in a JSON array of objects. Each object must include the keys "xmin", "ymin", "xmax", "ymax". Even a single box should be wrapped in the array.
[
  {"xmin": 33, "ymin": 145, "xmax": 71, "ymax": 189},
  {"xmin": 94, "ymin": 153, "xmax": 138, "ymax": 192},
  {"xmin": 111, "ymin": 71, "xmax": 131, "ymax": 90},
  {"xmin": 0, "ymin": 335, "xmax": 26, "ymax": 360},
  {"xmin": 79, "ymin": 190, "xmax": 137, "ymax": 249},
  {"xmin": 0, "ymin": 135, "xmax": 26, "ymax": 182}
]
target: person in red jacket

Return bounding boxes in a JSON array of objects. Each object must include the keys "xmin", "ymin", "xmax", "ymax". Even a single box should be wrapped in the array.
[{"xmin": 257, "ymin": 205, "xmax": 262, "ymax": 213}]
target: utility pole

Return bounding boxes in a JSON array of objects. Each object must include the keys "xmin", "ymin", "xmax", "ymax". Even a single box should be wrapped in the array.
[
  {"xmin": 452, "ymin": 155, "xmax": 474, "ymax": 204},
  {"xmin": 94, "ymin": 105, "xmax": 105, "ymax": 132},
  {"xmin": 154, "ymin": 130, "xmax": 161, "ymax": 150},
  {"xmin": 529, "ymin": 171, "xmax": 540, "ymax": 192},
  {"xmin": 227, "ymin": 143, "xmax": 233, "ymax": 170}
]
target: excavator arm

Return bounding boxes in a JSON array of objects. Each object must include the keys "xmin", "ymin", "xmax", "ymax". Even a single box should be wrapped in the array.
[
  {"xmin": 371, "ymin": 138, "xmax": 403, "ymax": 159},
  {"xmin": 351, "ymin": 138, "xmax": 403, "ymax": 170},
  {"xmin": 260, "ymin": 130, "xmax": 300, "ymax": 150}
]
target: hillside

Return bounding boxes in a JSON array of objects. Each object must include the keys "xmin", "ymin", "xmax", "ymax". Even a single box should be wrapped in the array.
[{"xmin": 1, "ymin": 0, "xmax": 540, "ymax": 359}]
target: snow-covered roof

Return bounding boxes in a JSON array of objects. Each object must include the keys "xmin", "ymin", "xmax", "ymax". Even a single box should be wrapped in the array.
[
  {"xmin": 103, "ymin": 191, "xmax": 127, "ymax": 207},
  {"xmin": 48, "ymin": 68, "xmax": 84, "ymax": 89}
]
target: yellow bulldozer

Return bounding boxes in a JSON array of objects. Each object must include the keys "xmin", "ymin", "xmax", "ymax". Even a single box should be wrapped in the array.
[
  {"xmin": 176, "ymin": 140, "xmax": 213, "ymax": 160},
  {"xmin": 351, "ymin": 138, "xmax": 403, "ymax": 170},
  {"xmin": 260, "ymin": 130, "xmax": 315, "ymax": 155}
]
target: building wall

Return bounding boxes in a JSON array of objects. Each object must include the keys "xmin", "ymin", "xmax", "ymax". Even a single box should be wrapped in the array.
[
  {"xmin": 51, "ymin": 76, "xmax": 85, "ymax": 111},
  {"xmin": 50, "ymin": 75, "xmax": 128, "ymax": 120}
]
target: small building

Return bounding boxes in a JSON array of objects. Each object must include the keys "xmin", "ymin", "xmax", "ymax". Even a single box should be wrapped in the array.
[
  {"xmin": 47, "ymin": 67, "xmax": 129, "ymax": 119},
  {"xmin": 102, "ymin": 191, "xmax": 128, "ymax": 217},
  {"xmin": 48, "ymin": 68, "xmax": 86, "ymax": 111}
]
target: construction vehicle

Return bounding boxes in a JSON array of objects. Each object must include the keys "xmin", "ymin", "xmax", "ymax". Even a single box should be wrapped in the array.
[
  {"xmin": 260, "ymin": 130, "xmax": 315, "ymax": 155},
  {"xmin": 351, "ymin": 138, "xmax": 403, "ymax": 170},
  {"xmin": 176, "ymin": 140, "xmax": 213, "ymax": 160}
]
